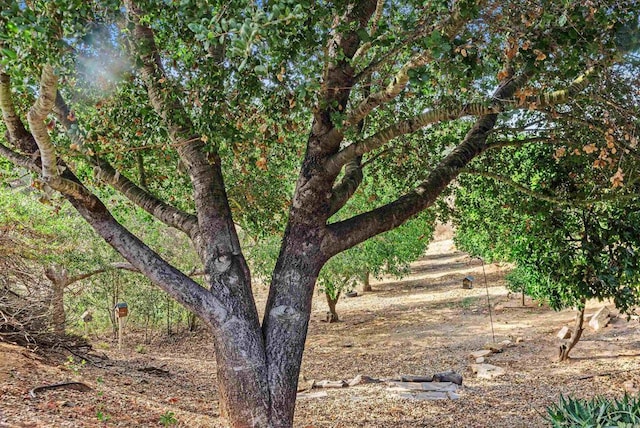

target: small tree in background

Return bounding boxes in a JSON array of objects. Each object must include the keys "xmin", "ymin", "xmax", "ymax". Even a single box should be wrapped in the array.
[{"xmin": 454, "ymin": 140, "xmax": 640, "ymax": 360}]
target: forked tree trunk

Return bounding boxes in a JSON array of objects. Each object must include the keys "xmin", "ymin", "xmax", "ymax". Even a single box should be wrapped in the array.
[
  {"xmin": 559, "ymin": 300, "xmax": 586, "ymax": 361},
  {"xmin": 325, "ymin": 291, "xmax": 340, "ymax": 322}
]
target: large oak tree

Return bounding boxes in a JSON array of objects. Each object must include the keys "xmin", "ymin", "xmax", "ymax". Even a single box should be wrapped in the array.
[{"xmin": 1, "ymin": 1, "xmax": 637, "ymax": 426}]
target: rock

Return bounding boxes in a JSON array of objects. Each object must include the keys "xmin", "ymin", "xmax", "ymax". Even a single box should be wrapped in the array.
[
  {"xmin": 589, "ymin": 306, "xmax": 611, "ymax": 331},
  {"xmin": 500, "ymin": 339, "xmax": 513, "ymax": 347},
  {"xmin": 624, "ymin": 380, "xmax": 638, "ymax": 394},
  {"xmin": 483, "ymin": 343, "xmax": 504, "ymax": 353},
  {"xmin": 345, "ymin": 291, "xmax": 358, "ymax": 298},
  {"xmin": 471, "ymin": 363, "xmax": 506, "ymax": 379},
  {"xmin": 470, "ymin": 349, "xmax": 492, "ymax": 359},
  {"xmin": 557, "ymin": 326, "xmax": 571, "ymax": 340},
  {"xmin": 475, "ymin": 357, "xmax": 485, "ymax": 363},
  {"xmin": 515, "ymin": 336, "xmax": 524, "ymax": 343}
]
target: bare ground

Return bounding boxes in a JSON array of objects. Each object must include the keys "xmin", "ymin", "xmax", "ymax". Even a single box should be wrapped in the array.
[{"xmin": 2, "ymin": 238, "xmax": 640, "ymax": 427}]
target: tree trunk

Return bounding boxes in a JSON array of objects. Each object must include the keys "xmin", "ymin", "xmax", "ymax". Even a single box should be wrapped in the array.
[
  {"xmin": 212, "ymin": 325, "xmax": 270, "ymax": 427},
  {"xmin": 325, "ymin": 291, "xmax": 340, "ymax": 323},
  {"xmin": 262, "ymin": 225, "xmax": 325, "ymax": 427},
  {"xmin": 49, "ymin": 276, "xmax": 66, "ymax": 335},
  {"xmin": 45, "ymin": 266, "xmax": 68, "ymax": 335},
  {"xmin": 362, "ymin": 270, "xmax": 372, "ymax": 292},
  {"xmin": 559, "ymin": 301, "xmax": 586, "ymax": 361}
]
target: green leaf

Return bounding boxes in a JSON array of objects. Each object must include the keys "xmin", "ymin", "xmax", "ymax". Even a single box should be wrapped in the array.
[
  {"xmin": 356, "ymin": 28, "xmax": 370, "ymax": 43},
  {"xmin": 1, "ymin": 47, "xmax": 17, "ymax": 60}
]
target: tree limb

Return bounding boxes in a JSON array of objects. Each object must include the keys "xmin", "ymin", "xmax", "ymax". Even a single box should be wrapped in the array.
[
  {"xmin": 312, "ymin": 0, "xmax": 379, "ymax": 143},
  {"xmin": 322, "ymin": 67, "xmax": 526, "ymax": 256},
  {"xmin": 26, "ymin": 65, "xmax": 58, "ymax": 179},
  {"xmin": 0, "ymin": 67, "xmax": 229, "ymax": 329},
  {"xmin": 0, "ymin": 72, "xmax": 38, "ymax": 154},
  {"xmin": 124, "ymin": 0, "xmax": 244, "ymax": 266},
  {"xmin": 328, "ymin": 156, "xmax": 363, "ymax": 217},
  {"xmin": 0, "ymin": 141, "xmax": 39, "ymax": 172}
]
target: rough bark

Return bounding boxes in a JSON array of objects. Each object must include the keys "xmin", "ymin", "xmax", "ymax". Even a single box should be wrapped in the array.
[
  {"xmin": 559, "ymin": 302, "xmax": 586, "ymax": 362},
  {"xmin": 262, "ymin": 226, "xmax": 326, "ymax": 426}
]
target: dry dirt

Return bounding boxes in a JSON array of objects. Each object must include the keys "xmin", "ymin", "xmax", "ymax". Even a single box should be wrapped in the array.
[{"xmin": 2, "ymin": 237, "xmax": 640, "ymax": 427}]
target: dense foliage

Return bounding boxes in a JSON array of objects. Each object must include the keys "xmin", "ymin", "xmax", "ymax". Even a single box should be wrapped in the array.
[{"xmin": 454, "ymin": 142, "xmax": 640, "ymax": 313}]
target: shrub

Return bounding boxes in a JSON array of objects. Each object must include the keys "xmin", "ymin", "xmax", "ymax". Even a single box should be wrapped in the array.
[{"xmin": 547, "ymin": 394, "xmax": 640, "ymax": 427}]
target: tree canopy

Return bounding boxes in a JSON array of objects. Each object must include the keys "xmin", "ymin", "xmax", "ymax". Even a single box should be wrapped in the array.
[{"xmin": 1, "ymin": 1, "xmax": 639, "ymax": 426}]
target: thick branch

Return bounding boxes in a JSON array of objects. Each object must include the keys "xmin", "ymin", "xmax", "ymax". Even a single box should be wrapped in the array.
[
  {"xmin": 323, "ymin": 68, "xmax": 526, "ymax": 256},
  {"xmin": 125, "ymin": 0, "xmax": 244, "ymax": 265},
  {"xmin": 0, "ymin": 141, "xmax": 39, "ymax": 172},
  {"xmin": 26, "ymin": 65, "xmax": 58, "ymax": 179},
  {"xmin": 0, "ymin": 68, "xmax": 228, "ymax": 328},
  {"xmin": 313, "ymin": 1, "xmax": 379, "ymax": 141},
  {"xmin": 345, "ymin": 51, "xmax": 431, "ymax": 128},
  {"xmin": 71, "ymin": 204, "xmax": 229, "ymax": 327},
  {"xmin": 0, "ymin": 73, "xmax": 38, "ymax": 154},
  {"xmin": 328, "ymin": 156, "xmax": 363, "ymax": 217}
]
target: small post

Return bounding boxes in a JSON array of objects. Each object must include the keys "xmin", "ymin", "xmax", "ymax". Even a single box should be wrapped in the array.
[
  {"xmin": 118, "ymin": 317, "xmax": 124, "ymax": 350},
  {"xmin": 114, "ymin": 302, "xmax": 128, "ymax": 351}
]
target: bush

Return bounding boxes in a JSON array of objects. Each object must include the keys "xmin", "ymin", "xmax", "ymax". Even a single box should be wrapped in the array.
[{"xmin": 547, "ymin": 394, "xmax": 640, "ymax": 427}]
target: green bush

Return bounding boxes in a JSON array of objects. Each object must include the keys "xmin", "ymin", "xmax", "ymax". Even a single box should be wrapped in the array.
[{"xmin": 547, "ymin": 394, "xmax": 640, "ymax": 427}]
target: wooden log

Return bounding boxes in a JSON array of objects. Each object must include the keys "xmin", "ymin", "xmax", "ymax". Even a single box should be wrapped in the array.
[{"xmin": 432, "ymin": 370, "xmax": 463, "ymax": 385}]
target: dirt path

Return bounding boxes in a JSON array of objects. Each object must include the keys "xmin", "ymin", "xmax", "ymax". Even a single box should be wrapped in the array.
[{"xmin": 2, "ymin": 239, "xmax": 640, "ymax": 427}]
